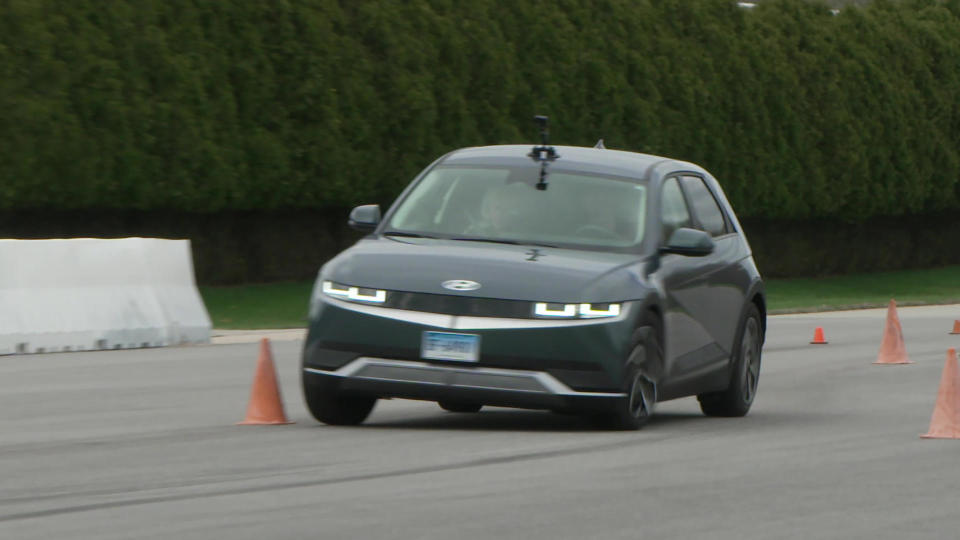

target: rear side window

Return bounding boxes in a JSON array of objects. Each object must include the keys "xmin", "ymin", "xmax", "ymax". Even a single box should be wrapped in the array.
[
  {"xmin": 681, "ymin": 176, "xmax": 728, "ymax": 237},
  {"xmin": 660, "ymin": 177, "xmax": 692, "ymax": 243}
]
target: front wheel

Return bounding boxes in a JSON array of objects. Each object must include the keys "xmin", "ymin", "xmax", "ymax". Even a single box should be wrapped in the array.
[
  {"xmin": 303, "ymin": 375, "xmax": 377, "ymax": 426},
  {"xmin": 600, "ymin": 325, "xmax": 660, "ymax": 430},
  {"xmin": 698, "ymin": 304, "xmax": 763, "ymax": 417}
]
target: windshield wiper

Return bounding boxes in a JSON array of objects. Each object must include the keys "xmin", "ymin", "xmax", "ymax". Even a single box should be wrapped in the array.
[
  {"xmin": 382, "ymin": 231, "xmax": 437, "ymax": 239},
  {"xmin": 451, "ymin": 237, "xmax": 557, "ymax": 248}
]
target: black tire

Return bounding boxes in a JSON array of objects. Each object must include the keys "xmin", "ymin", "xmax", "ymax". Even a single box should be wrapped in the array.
[
  {"xmin": 438, "ymin": 401, "xmax": 483, "ymax": 413},
  {"xmin": 698, "ymin": 304, "xmax": 763, "ymax": 417},
  {"xmin": 599, "ymin": 321, "xmax": 661, "ymax": 430},
  {"xmin": 303, "ymin": 375, "xmax": 376, "ymax": 426}
]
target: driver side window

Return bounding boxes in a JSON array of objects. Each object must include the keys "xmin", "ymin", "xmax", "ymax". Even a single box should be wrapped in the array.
[{"xmin": 660, "ymin": 177, "xmax": 692, "ymax": 243}]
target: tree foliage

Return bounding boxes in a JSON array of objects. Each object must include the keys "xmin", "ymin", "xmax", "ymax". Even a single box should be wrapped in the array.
[{"xmin": 1, "ymin": 0, "xmax": 958, "ymax": 220}]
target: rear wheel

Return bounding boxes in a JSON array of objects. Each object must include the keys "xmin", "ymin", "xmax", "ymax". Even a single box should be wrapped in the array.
[
  {"xmin": 599, "ymin": 323, "xmax": 660, "ymax": 430},
  {"xmin": 698, "ymin": 304, "xmax": 763, "ymax": 417},
  {"xmin": 303, "ymin": 375, "xmax": 376, "ymax": 426},
  {"xmin": 438, "ymin": 401, "xmax": 483, "ymax": 413}
]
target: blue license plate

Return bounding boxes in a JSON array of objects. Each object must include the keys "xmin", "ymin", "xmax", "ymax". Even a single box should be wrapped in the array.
[{"xmin": 421, "ymin": 331, "xmax": 480, "ymax": 362}]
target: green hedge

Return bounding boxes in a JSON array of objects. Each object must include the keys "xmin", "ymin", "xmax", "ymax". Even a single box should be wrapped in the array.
[{"xmin": 1, "ymin": 0, "xmax": 958, "ymax": 220}]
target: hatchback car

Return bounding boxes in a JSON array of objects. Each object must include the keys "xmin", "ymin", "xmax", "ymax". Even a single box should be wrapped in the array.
[{"xmin": 302, "ymin": 143, "xmax": 765, "ymax": 429}]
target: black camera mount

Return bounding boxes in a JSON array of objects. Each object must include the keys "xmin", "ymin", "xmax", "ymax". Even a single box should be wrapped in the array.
[{"xmin": 527, "ymin": 115, "xmax": 559, "ymax": 190}]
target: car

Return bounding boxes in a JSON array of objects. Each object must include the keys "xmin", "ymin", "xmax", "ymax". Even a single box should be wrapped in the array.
[{"xmin": 301, "ymin": 131, "xmax": 765, "ymax": 429}]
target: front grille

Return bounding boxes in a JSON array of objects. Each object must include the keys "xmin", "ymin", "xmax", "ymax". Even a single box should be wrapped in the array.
[
  {"xmin": 385, "ymin": 291, "xmax": 534, "ymax": 318},
  {"xmin": 352, "ymin": 362, "xmax": 550, "ymax": 393}
]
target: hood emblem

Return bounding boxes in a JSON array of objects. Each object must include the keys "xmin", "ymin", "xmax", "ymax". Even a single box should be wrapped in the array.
[{"xmin": 442, "ymin": 279, "xmax": 481, "ymax": 291}]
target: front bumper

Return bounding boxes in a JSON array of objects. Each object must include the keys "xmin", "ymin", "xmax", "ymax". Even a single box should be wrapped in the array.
[
  {"xmin": 304, "ymin": 357, "xmax": 626, "ymax": 412},
  {"xmin": 303, "ymin": 295, "xmax": 641, "ymax": 405}
]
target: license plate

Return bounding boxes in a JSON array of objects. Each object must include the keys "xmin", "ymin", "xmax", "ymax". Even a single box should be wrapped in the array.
[{"xmin": 421, "ymin": 331, "xmax": 480, "ymax": 362}]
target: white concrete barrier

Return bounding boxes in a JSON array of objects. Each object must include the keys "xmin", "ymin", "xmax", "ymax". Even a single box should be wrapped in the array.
[{"xmin": 0, "ymin": 238, "xmax": 211, "ymax": 354}]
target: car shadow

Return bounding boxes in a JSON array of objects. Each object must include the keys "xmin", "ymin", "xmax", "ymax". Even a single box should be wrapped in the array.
[{"xmin": 361, "ymin": 408, "xmax": 709, "ymax": 433}]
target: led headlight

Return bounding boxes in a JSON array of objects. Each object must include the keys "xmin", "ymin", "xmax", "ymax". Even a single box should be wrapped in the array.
[
  {"xmin": 534, "ymin": 303, "xmax": 578, "ymax": 317},
  {"xmin": 533, "ymin": 302, "xmax": 621, "ymax": 319},
  {"xmin": 321, "ymin": 281, "xmax": 387, "ymax": 303},
  {"xmin": 578, "ymin": 303, "xmax": 621, "ymax": 318}
]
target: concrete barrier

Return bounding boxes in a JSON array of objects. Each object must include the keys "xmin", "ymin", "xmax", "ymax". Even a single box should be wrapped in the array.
[{"xmin": 0, "ymin": 238, "xmax": 211, "ymax": 354}]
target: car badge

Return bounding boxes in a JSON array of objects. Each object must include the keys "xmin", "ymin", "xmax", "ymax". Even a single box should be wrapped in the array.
[{"xmin": 442, "ymin": 280, "xmax": 481, "ymax": 291}]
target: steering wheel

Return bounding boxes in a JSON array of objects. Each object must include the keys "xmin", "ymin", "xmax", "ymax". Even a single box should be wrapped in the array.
[{"xmin": 574, "ymin": 224, "xmax": 618, "ymax": 239}]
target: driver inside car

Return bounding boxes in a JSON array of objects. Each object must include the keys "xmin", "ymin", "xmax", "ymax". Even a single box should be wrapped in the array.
[{"xmin": 466, "ymin": 182, "xmax": 531, "ymax": 237}]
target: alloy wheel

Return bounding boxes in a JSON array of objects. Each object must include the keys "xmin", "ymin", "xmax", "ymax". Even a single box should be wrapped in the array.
[{"xmin": 740, "ymin": 317, "xmax": 761, "ymax": 404}]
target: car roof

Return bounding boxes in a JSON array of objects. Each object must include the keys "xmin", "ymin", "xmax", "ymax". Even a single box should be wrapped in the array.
[{"xmin": 440, "ymin": 145, "xmax": 706, "ymax": 182}]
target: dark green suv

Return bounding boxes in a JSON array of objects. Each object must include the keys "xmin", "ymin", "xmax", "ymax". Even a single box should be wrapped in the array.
[{"xmin": 302, "ymin": 143, "xmax": 765, "ymax": 429}]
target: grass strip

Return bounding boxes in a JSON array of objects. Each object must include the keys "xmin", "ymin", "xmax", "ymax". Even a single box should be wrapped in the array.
[
  {"xmin": 201, "ymin": 281, "xmax": 313, "ymax": 329},
  {"xmin": 200, "ymin": 266, "xmax": 960, "ymax": 329},
  {"xmin": 766, "ymin": 265, "xmax": 960, "ymax": 313}
]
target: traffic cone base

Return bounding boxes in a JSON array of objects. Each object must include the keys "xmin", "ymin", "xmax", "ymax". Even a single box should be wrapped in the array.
[
  {"xmin": 810, "ymin": 327, "xmax": 828, "ymax": 345},
  {"xmin": 950, "ymin": 320, "xmax": 960, "ymax": 335},
  {"xmin": 237, "ymin": 419, "xmax": 293, "ymax": 425},
  {"xmin": 921, "ymin": 348, "xmax": 960, "ymax": 439},
  {"xmin": 238, "ymin": 338, "xmax": 294, "ymax": 425},
  {"xmin": 874, "ymin": 299, "xmax": 912, "ymax": 365}
]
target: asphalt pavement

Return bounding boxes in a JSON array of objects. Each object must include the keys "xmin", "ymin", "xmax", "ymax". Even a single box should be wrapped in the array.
[{"xmin": 2, "ymin": 304, "xmax": 959, "ymax": 539}]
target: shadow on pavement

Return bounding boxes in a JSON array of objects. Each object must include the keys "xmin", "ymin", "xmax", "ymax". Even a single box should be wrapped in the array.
[{"xmin": 359, "ymin": 407, "xmax": 709, "ymax": 433}]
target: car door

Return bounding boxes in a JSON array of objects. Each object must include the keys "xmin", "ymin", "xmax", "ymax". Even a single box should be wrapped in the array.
[
  {"xmin": 678, "ymin": 175, "xmax": 751, "ymax": 359},
  {"xmin": 654, "ymin": 175, "xmax": 719, "ymax": 392}
]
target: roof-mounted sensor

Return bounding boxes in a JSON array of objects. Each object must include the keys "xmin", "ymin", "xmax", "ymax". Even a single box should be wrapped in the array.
[{"xmin": 528, "ymin": 115, "xmax": 559, "ymax": 190}]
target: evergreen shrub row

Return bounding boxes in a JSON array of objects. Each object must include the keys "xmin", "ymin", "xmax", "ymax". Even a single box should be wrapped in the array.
[{"xmin": 1, "ymin": 0, "xmax": 958, "ymax": 221}]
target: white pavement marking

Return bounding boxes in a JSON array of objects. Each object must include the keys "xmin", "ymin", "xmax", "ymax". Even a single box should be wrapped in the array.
[
  {"xmin": 210, "ymin": 328, "xmax": 305, "ymax": 344},
  {"xmin": 776, "ymin": 302, "xmax": 960, "ymax": 320}
]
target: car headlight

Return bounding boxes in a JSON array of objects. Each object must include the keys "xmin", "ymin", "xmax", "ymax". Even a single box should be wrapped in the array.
[
  {"xmin": 533, "ymin": 302, "xmax": 621, "ymax": 319},
  {"xmin": 321, "ymin": 281, "xmax": 387, "ymax": 303}
]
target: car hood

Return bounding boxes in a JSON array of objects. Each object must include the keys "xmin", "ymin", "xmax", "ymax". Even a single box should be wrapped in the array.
[{"xmin": 321, "ymin": 237, "xmax": 651, "ymax": 303}]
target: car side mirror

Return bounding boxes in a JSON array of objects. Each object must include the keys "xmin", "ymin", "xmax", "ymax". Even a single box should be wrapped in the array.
[
  {"xmin": 348, "ymin": 204, "xmax": 381, "ymax": 232},
  {"xmin": 660, "ymin": 227, "xmax": 715, "ymax": 257}
]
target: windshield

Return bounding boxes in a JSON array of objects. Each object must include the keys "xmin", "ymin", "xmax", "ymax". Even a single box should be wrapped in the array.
[{"xmin": 385, "ymin": 165, "xmax": 647, "ymax": 249}]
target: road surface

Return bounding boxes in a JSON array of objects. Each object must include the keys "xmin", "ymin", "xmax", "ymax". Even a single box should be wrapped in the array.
[{"xmin": 1, "ymin": 304, "xmax": 959, "ymax": 539}]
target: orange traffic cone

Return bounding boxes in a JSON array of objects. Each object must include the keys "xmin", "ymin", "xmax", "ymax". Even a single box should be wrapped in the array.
[
  {"xmin": 921, "ymin": 348, "xmax": 960, "ymax": 439},
  {"xmin": 238, "ymin": 338, "xmax": 294, "ymax": 425},
  {"xmin": 950, "ymin": 320, "xmax": 960, "ymax": 335},
  {"xmin": 810, "ymin": 327, "xmax": 828, "ymax": 345},
  {"xmin": 874, "ymin": 299, "xmax": 912, "ymax": 365}
]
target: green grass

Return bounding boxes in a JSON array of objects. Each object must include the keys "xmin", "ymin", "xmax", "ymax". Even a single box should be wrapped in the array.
[
  {"xmin": 199, "ymin": 266, "xmax": 960, "ymax": 329},
  {"xmin": 200, "ymin": 281, "xmax": 314, "ymax": 329},
  {"xmin": 766, "ymin": 265, "xmax": 960, "ymax": 313}
]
